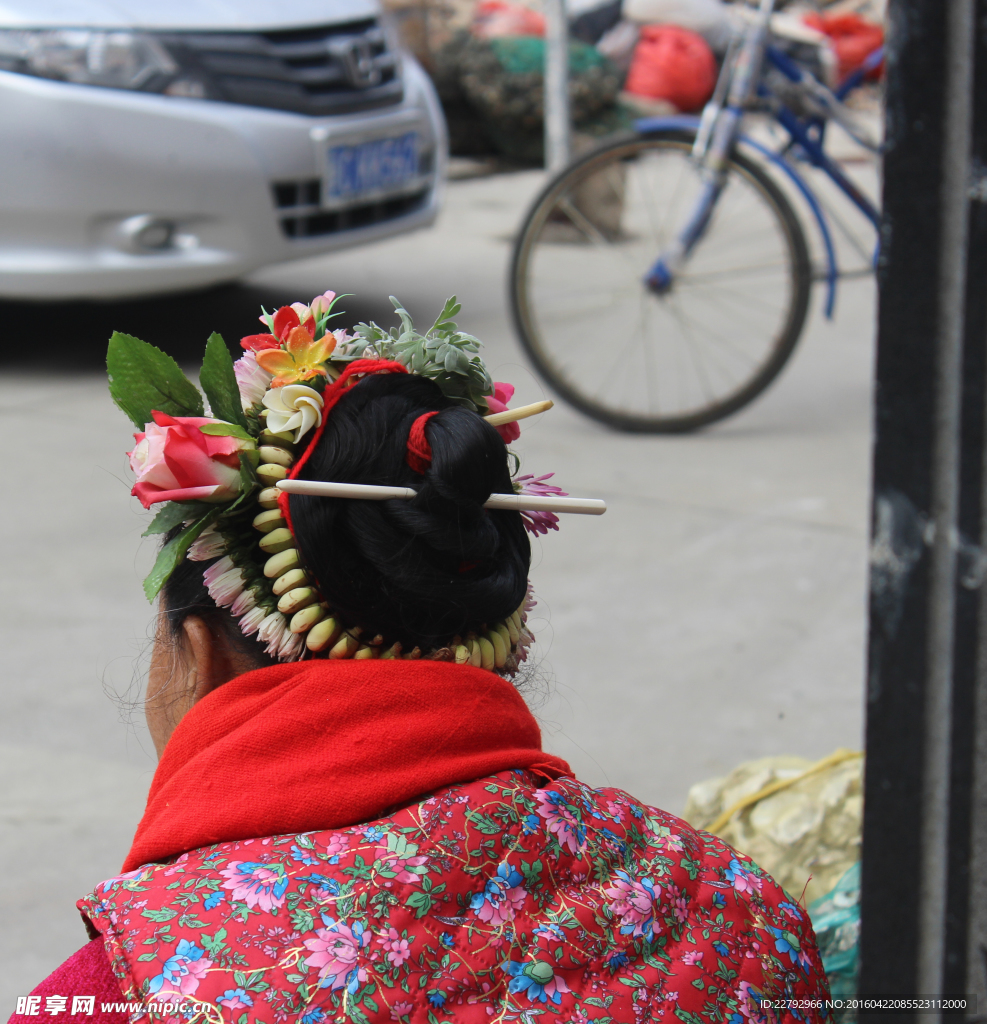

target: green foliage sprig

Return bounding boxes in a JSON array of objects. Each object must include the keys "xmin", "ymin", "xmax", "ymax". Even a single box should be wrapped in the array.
[{"xmin": 347, "ymin": 296, "xmax": 494, "ymax": 412}]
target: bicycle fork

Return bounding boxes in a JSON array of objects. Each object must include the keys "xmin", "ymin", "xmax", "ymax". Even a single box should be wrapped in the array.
[
  {"xmin": 644, "ymin": 0, "xmax": 775, "ymax": 295},
  {"xmin": 644, "ymin": 176, "xmax": 725, "ymax": 293}
]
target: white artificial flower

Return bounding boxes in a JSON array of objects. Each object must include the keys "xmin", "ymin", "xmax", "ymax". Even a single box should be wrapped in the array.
[
  {"xmin": 257, "ymin": 610, "xmax": 289, "ymax": 650},
  {"xmin": 234, "ymin": 351, "xmax": 273, "ymax": 411},
  {"xmin": 230, "ymin": 587, "xmax": 258, "ymax": 617},
  {"xmin": 201, "ymin": 556, "xmax": 234, "ymax": 592},
  {"xmin": 204, "ymin": 564, "xmax": 245, "ymax": 608},
  {"xmin": 238, "ymin": 606, "xmax": 267, "ymax": 638},
  {"xmin": 187, "ymin": 525, "xmax": 226, "ymax": 562},
  {"xmin": 262, "ymin": 384, "xmax": 324, "ymax": 443},
  {"xmin": 278, "ymin": 631, "xmax": 306, "ymax": 661}
]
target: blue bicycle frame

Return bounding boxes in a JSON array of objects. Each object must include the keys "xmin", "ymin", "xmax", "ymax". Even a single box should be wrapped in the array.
[{"xmin": 635, "ymin": 45, "xmax": 882, "ymax": 319}]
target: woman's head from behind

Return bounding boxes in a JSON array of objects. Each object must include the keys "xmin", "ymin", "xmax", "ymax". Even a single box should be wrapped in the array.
[
  {"xmin": 292, "ymin": 372, "xmax": 530, "ymax": 650},
  {"xmin": 150, "ymin": 372, "xmax": 531, "ymax": 751}
]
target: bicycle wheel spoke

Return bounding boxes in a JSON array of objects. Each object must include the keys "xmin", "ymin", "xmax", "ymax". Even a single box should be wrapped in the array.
[
  {"xmin": 677, "ymin": 261, "xmax": 790, "ymax": 284},
  {"xmin": 664, "ymin": 302, "xmax": 762, "ymax": 368},
  {"xmin": 637, "ymin": 153, "xmax": 695, "ymax": 247},
  {"xmin": 664, "ymin": 297, "xmax": 716, "ymax": 404},
  {"xmin": 696, "ymin": 281, "xmax": 789, "ymax": 314}
]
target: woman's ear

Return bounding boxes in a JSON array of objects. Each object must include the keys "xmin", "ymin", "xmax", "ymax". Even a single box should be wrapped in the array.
[
  {"xmin": 181, "ymin": 615, "xmax": 241, "ymax": 704},
  {"xmin": 146, "ymin": 614, "xmax": 251, "ymax": 760}
]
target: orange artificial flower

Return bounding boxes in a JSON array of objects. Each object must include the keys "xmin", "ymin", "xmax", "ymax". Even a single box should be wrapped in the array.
[{"xmin": 255, "ymin": 326, "xmax": 337, "ymax": 386}]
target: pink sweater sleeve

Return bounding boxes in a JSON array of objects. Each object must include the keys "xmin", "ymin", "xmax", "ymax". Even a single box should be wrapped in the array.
[{"xmin": 7, "ymin": 939, "xmax": 129, "ymax": 1024}]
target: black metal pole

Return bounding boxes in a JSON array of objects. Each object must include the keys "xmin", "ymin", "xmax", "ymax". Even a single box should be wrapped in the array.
[{"xmin": 860, "ymin": 0, "xmax": 985, "ymax": 1016}]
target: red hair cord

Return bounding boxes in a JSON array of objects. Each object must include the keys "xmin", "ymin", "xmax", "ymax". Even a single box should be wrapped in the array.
[
  {"xmin": 277, "ymin": 359, "xmax": 408, "ymax": 532},
  {"xmin": 406, "ymin": 411, "xmax": 440, "ymax": 474}
]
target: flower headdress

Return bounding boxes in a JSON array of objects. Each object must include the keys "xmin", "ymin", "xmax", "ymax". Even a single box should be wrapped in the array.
[{"xmin": 110, "ymin": 292, "xmax": 574, "ymax": 671}]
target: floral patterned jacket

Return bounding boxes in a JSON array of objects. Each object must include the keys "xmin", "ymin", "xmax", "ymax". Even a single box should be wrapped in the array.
[{"xmin": 79, "ymin": 770, "xmax": 829, "ymax": 1024}]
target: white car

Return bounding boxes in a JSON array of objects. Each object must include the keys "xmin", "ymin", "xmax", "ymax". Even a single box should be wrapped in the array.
[{"xmin": 0, "ymin": 1, "xmax": 446, "ymax": 299}]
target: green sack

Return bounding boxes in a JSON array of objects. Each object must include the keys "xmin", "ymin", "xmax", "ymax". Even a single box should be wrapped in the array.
[
  {"xmin": 434, "ymin": 31, "xmax": 623, "ymax": 163},
  {"xmin": 808, "ymin": 861, "xmax": 860, "ymax": 1018}
]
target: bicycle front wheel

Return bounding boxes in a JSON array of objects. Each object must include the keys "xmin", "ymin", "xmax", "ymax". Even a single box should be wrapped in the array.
[{"xmin": 510, "ymin": 131, "xmax": 812, "ymax": 432}]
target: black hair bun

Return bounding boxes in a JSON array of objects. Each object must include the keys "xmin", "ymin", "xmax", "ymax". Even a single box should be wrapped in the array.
[{"xmin": 289, "ymin": 373, "xmax": 530, "ymax": 650}]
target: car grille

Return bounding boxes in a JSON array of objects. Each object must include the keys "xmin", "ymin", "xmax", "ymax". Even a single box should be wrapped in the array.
[
  {"xmin": 160, "ymin": 21, "xmax": 402, "ymax": 117},
  {"xmin": 272, "ymin": 177, "xmax": 429, "ymax": 238}
]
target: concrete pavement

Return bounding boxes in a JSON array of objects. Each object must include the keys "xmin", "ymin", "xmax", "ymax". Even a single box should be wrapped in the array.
[{"xmin": 0, "ymin": 155, "xmax": 876, "ymax": 1001}]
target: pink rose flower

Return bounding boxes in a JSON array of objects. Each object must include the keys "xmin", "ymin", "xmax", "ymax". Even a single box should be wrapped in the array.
[
  {"xmin": 725, "ymin": 857, "xmax": 763, "ymax": 894},
  {"xmin": 374, "ymin": 843, "xmax": 429, "ymax": 884},
  {"xmin": 485, "ymin": 382, "xmax": 521, "ymax": 443},
  {"xmin": 128, "ymin": 411, "xmax": 252, "ymax": 509},
  {"xmin": 390, "ymin": 1003, "xmax": 414, "ymax": 1021},
  {"xmin": 322, "ymin": 833, "xmax": 350, "ymax": 858},
  {"xmin": 604, "ymin": 870, "xmax": 660, "ymax": 940},
  {"xmin": 535, "ymin": 789, "xmax": 585, "ymax": 855},
  {"xmin": 219, "ymin": 861, "xmax": 288, "ymax": 913},
  {"xmin": 303, "ymin": 918, "xmax": 370, "ymax": 991}
]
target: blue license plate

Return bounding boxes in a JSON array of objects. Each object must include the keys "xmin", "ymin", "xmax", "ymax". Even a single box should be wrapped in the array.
[{"xmin": 327, "ymin": 133, "xmax": 419, "ymax": 201}]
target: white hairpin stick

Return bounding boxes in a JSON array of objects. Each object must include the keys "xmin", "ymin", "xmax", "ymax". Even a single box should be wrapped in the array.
[
  {"xmin": 483, "ymin": 399, "xmax": 554, "ymax": 427},
  {"xmin": 276, "ymin": 479, "xmax": 606, "ymax": 515}
]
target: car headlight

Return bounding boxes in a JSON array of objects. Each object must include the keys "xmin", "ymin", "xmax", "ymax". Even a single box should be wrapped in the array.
[{"xmin": 0, "ymin": 29, "xmax": 176, "ymax": 90}]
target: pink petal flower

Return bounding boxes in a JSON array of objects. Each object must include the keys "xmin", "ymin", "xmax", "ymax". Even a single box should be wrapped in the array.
[
  {"xmin": 515, "ymin": 473, "xmax": 568, "ymax": 536},
  {"xmin": 187, "ymin": 525, "xmax": 226, "ymax": 562},
  {"xmin": 204, "ymin": 565, "xmax": 245, "ymax": 608},
  {"xmin": 230, "ymin": 587, "xmax": 258, "ymax": 617},
  {"xmin": 237, "ymin": 606, "xmax": 267, "ymax": 637},
  {"xmin": 233, "ymin": 351, "xmax": 273, "ymax": 410},
  {"xmin": 309, "ymin": 290, "xmax": 337, "ymax": 317},
  {"xmin": 486, "ymin": 382, "xmax": 521, "ymax": 444}
]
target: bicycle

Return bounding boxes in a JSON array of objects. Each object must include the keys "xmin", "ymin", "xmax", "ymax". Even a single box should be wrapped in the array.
[{"xmin": 509, "ymin": 0, "xmax": 882, "ymax": 432}]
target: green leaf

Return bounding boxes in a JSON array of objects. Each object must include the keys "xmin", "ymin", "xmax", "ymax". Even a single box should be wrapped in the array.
[
  {"xmin": 199, "ymin": 422, "xmax": 254, "ymax": 441},
  {"xmin": 291, "ymin": 909, "xmax": 315, "ymax": 932},
  {"xmin": 142, "ymin": 500, "xmax": 213, "ymax": 537},
  {"xmin": 389, "ymin": 296, "xmax": 414, "ymax": 335},
  {"xmin": 364, "ymin": 996, "xmax": 379, "ymax": 1013},
  {"xmin": 465, "ymin": 811, "xmax": 502, "ymax": 836},
  {"xmin": 137, "ymin": 952, "xmax": 157, "ymax": 962},
  {"xmin": 143, "ymin": 511, "xmax": 219, "ymax": 602},
  {"xmin": 107, "ymin": 331, "xmax": 204, "ymax": 428},
  {"xmin": 141, "ymin": 907, "xmax": 177, "ymax": 923},
  {"xmin": 407, "ymin": 891, "xmax": 434, "ymax": 918},
  {"xmin": 431, "ymin": 296, "xmax": 461, "ymax": 332},
  {"xmin": 348, "ymin": 1006, "xmax": 370, "ymax": 1024},
  {"xmin": 200, "ymin": 333, "xmax": 249, "ymax": 428}
]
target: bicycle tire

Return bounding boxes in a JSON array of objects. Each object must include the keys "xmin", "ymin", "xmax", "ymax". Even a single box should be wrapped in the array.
[{"xmin": 509, "ymin": 130, "xmax": 812, "ymax": 433}]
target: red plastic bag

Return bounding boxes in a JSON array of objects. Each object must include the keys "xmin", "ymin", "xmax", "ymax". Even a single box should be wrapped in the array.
[
  {"xmin": 472, "ymin": 0, "xmax": 545, "ymax": 39},
  {"xmin": 803, "ymin": 13, "xmax": 883, "ymax": 82},
  {"xmin": 624, "ymin": 25, "xmax": 716, "ymax": 112}
]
